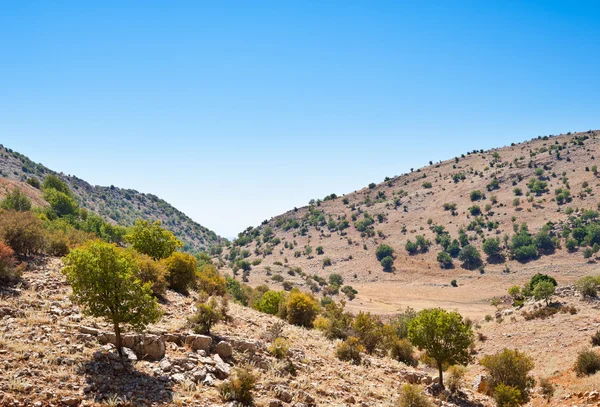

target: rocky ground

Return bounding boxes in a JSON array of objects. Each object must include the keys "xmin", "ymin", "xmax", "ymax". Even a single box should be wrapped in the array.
[{"xmin": 1, "ymin": 257, "xmax": 598, "ymax": 407}]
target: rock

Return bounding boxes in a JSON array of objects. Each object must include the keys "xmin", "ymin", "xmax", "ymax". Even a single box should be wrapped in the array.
[
  {"xmin": 159, "ymin": 359, "xmax": 172, "ymax": 372},
  {"xmin": 163, "ymin": 333, "xmax": 185, "ymax": 345},
  {"xmin": 61, "ymin": 396, "xmax": 81, "ymax": 406},
  {"xmin": 171, "ymin": 373, "xmax": 186, "ymax": 383},
  {"xmin": 121, "ymin": 347, "xmax": 137, "ymax": 361},
  {"xmin": 78, "ymin": 326, "xmax": 100, "ymax": 336},
  {"xmin": 185, "ymin": 334, "xmax": 212, "ymax": 353},
  {"xmin": 99, "ymin": 334, "xmax": 166, "ymax": 360},
  {"xmin": 229, "ymin": 337, "xmax": 259, "ymax": 354},
  {"xmin": 213, "ymin": 354, "xmax": 231, "ymax": 379},
  {"xmin": 275, "ymin": 386, "xmax": 293, "ymax": 403},
  {"xmin": 269, "ymin": 401, "xmax": 284, "ymax": 407},
  {"xmin": 203, "ymin": 373, "xmax": 216, "ymax": 386},
  {"xmin": 191, "ymin": 367, "xmax": 207, "ymax": 383},
  {"xmin": 472, "ymin": 374, "xmax": 491, "ymax": 394},
  {"xmin": 214, "ymin": 341, "xmax": 233, "ymax": 359},
  {"xmin": 296, "ymin": 390, "xmax": 315, "ymax": 406}
]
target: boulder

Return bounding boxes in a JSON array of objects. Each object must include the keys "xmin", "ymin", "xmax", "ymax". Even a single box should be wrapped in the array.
[
  {"xmin": 214, "ymin": 341, "xmax": 233, "ymax": 359},
  {"xmin": 275, "ymin": 386, "xmax": 293, "ymax": 403},
  {"xmin": 185, "ymin": 334, "xmax": 212, "ymax": 353},
  {"xmin": 98, "ymin": 333, "xmax": 165, "ymax": 360},
  {"xmin": 213, "ymin": 354, "xmax": 231, "ymax": 379}
]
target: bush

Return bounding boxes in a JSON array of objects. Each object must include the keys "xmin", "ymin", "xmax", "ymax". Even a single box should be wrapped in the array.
[
  {"xmin": 574, "ymin": 349, "xmax": 600, "ymax": 376},
  {"xmin": 389, "ymin": 338, "xmax": 418, "ymax": 367},
  {"xmin": 42, "ymin": 174, "xmax": 71, "ymax": 195},
  {"xmin": 592, "ymin": 330, "xmax": 600, "ymax": 347},
  {"xmin": 0, "ymin": 241, "xmax": 22, "ymax": 284},
  {"xmin": 437, "ymin": 251, "xmax": 453, "ymax": 269},
  {"xmin": 322, "ymin": 257, "xmax": 332, "ymax": 267},
  {"xmin": 493, "ymin": 384, "xmax": 521, "ymax": 407},
  {"xmin": 0, "ymin": 189, "xmax": 32, "ymax": 212},
  {"xmin": 483, "ymin": 237, "xmax": 502, "ymax": 259},
  {"xmin": 126, "ymin": 220, "xmax": 182, "ymax": 260},
  {"xmin": 336, "ymin": 336, "xmax": 364, "ymax": 365},
  {"xmin": 376, "ymin": 244, "xmax": 394, "ymax": 261},
  {"xmin": 196, "ymin": 264, "xmax": 227, "ymax": 296},
  {"xmin": 0, "ymin": 210, "xmax": 45, "ymax": 256},
  {"xmin": 405, "ymin": 240, "xmax": 419, "ymax": 255},
  {"xmin": 458, "ymin": 245, "xmax": 482, "ymax": 269},
  {"xmin": 218, "ymin": 368, "xmax": 256, "ymax": 406},
  {"xmin": 134, "ymin": 253, "xmax": 168, "ymax": 296},
  {"xmin": 268, "ymin": 337, "xmax": 289, "ymax": 359},
  {"xmin": 532, "ymin": 281, "xmax": 555, "ymax": 305},
  {"xmin": 470, "ymin": 190, "xmax": 483, "ymax": 201},
  {"xmin": 446, "ymin": 365, "xmax": 466, "ymax": 394},
  {"xmin": 395, "ymin": 384, "xmax": 431, "ymax": 407},
  {"xmin": 480, "ymin": 348, "xmax": 535, "ymax": 403},
  {"xmin": 254, "ymin": 290, "xmax": 285, "ymax": 315},
  {"xmin": 353, "ymin": 311, "xmax": 382, "ymax": 354},
  {"xmin": 538, "ymin": 377, "xmax": 555, "ymax": 400},
  {"xmin": 161, "ymin": 252, "xmax": 197, "ymax": 293},
  {"xmin": 43, "ymin": 189, "xmax": 78, "ymax": 217},
  {"xmin": 575, "ymin": 276, "xmax": 598, "ymax": 298},
  {"xmin": 284, "ymin": 289, "xmax": 319, "ymax": 327},
  {"xmin": 381, "ymin": 256, "xmax": 394, "ymax": 271},
  {"xmin": 189, "ymin": 297, "xmax": 226, "ymax": 334}
]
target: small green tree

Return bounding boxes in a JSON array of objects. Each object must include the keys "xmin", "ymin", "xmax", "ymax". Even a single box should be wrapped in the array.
[
  {"xmin": 0, "ymin": 189, "xmax": 32, "ymax": 212},
  {"xmin": 376, "ymin": 244, "xmax": 394, "ymax": 261},
  {"xmin": 126, "ymin": 219, "xmax": 182, "ymax": 260},
  {"xmin": 408, "ymin": 308, "xmax": 474, "ymax": 388},
  {"xmin": 381, "ymin": 256, "xmax": 394, "ymax": 271},
  {"xmin": 458, "ymin": 245, "xmax": 482, "ymax": 269},
  {"xmin": 63, "ymin": 241, "xmax": 161, "ymax": 358},
  {"xmin": 480, "ymin": 348, "xmax": 535, "ymax": 404},
  {"xmin": 533, "ymin": 280, "xmax": 555, "ymax": 305},
  {"xmin": 483, "ymin": 237, "xmax": 502, "ymax": 259},
  {"xmin": 42, "ymin": 174, "xmax": 72, "ymax": 196}
]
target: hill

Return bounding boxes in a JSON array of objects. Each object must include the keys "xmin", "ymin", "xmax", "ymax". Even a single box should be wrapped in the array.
[
  {"xmin": 218, "ymin": 130, "xmax": 600, "ymax": 317},
  {"xmin": 0, "ymin": 144, "xmax": 224, "ymax": 252}
]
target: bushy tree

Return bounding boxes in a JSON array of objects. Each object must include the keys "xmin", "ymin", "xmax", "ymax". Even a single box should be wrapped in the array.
[
  {"xmin": 437, "ymin": 251, "xmax": 453, "ymax": 269},
  {"xmin": 381, "ymin": 256, "xmax": 394, "ymax": 271},
  {"xmin": 0, "ymin": 189, "xmax": 32, "ymax": 212},
  {"xmin": 574, "ymin": 275, "xmax": 599, "ymax": 298},
  {"xmin": 283, "ymin": 289, "xmax": 319, "ymax": 327},
  {"xmin": 126, "ymin": 220, "xmax": 182, "ymax": 260},
  {"xmin": 43, "ymin": 189, "xmax": 79, "ymax": 217},
  {"xmin": 458, "ymin": 245, "xmax": 481, "ymax": 269},
  {"xmin": 0, "ymin": 210, "xmax": 45, "ymax": 256},
  {"xmin": 376, "ymin": 244, "xmax": 394, "ymax": 261},
  {"xmin": 353, "ymin": 311, "xmax": 382, "ymax": 354},
  {"xmin": 161, "ymin": 251, "xmax": 198, "ymax": 293},
  {"xmin": 533, "ymin": 281, "xmax": 555, "ymax": 305},
  {"xmin": 483, "ymin": 237, "xmax": 502, "ymax": 259},
  {"xmin": 133, "ymin": 253, "xmax": 168, "ymax": 297},
  {"xmin": 196, "ymin": 263, "xmax": 227, "ymax": 296},
  {"xmin": 254, "ymin": 290, "xmax": 285, "ymax": 315},
  {"xmin": 408, "ymin": 308, "xmax": 474, "ymax": 388},
  {"xmin": 42, "ymin": 174, "xmax": 71, "ymax": 196},
  {"xmin": 62, "ymin": 241, "xmax": 161, "ymax": 358},
  {"xmin": 528, "ymin": 273, "xmax": 557, "ymax": 291},
  {"xmin": 480, "ymin": 348, "xmax": 535, "ymax": 404}
]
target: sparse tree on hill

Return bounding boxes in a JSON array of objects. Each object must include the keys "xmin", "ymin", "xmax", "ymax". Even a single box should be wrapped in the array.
[
  {"xmin": 126, "ymin": 219, "xmax": 182, "ymax": 260},
  {"xmin": 63, "ymin": 241, "xmax": 161, "ymax": 358}
]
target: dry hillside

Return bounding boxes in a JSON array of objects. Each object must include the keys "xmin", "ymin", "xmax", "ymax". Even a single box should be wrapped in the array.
[
  {"xmin": 0, "ymin": 145, "xmax": 224, "ymax": 252},
  {"xmin": 218, "ymin": 130, "xmax": 600, "ymax": 318}
]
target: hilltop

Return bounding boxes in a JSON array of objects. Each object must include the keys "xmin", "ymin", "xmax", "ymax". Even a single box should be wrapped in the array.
[
  {"xmin": 0, "ymin": 145, "xmax": 224, "ymax": 252},
  {"xmin": 219, "ymin": 130, "xmax": 600, "ymax": 317}
]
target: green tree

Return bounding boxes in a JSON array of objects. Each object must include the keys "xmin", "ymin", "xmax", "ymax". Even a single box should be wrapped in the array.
[
  {"xmin": 437, "ymin": 251, "xmax": 453, "ymax": 269},
  {"xmin": 161, "ymin": 251, "xmax": 198, "ymax": 293},
  {"xmin": 126, "ymin": 219, "xmax": 182, "ymax": 260},
  {"xmin": 42, "ymin": 174, "xmax": 72, "ymax": 196},
  {"xmin": 381, "ymin": 256, "xmax": 394, "ymax": 271},
  {"xmin": 483, "ymin": 237, "xmax": 502, "ymax": 259},
  {"xmin": 480, "ymin": 348, "xmax": 535, "ymax": 404},
  {"xmin": 408, "ymin": 308, "xmax": 474, "ymax": 388},
  {"xmin": 43, "ymin": 189, "xmax": 78, "ymax": 217},
  {"xmin": 458, "ymin": 245, "xmax": 482, "ymax": 269},
  {"xmin": 533, "ymin": 281, "xmax": 555, "ymax": 305},
  {"xmin": 376, "ymin": 244, "xmax": 394, "ymax": 261},
  {"xmin": 62, "ymin": 241, "xmax": 161, "ymax": 358},
  {"xmin": 0, "ymin": 189, "xmax": 32, "ymax": 212}
]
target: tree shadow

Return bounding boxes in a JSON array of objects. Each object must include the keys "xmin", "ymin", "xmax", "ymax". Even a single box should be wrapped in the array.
[
  {"xmin": 486, "ymin": 254, "xmax": 506, "ymax": 265},
  {"xmin": 78, "ymin": 356, "xmax": 174, "ymax": 405}
]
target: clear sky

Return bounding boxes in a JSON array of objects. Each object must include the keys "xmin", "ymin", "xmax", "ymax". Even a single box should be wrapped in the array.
[{"xmin": 1, "ymin": 1, "xmax": 599, "ymax": 238}]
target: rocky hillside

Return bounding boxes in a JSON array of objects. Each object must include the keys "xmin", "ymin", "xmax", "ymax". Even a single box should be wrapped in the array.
[
  {"xmin": 0, "ymin": 144, "xmax": 224, "ymax": 252},
  {"xmin": 219, "ymin": 130, "xmax": 600, "ymax": 316}
]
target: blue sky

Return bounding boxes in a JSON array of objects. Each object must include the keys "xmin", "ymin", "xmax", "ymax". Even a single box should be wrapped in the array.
[{"xmin": 1, "ymin": 1, "xmax": 599, "ymax": 238}]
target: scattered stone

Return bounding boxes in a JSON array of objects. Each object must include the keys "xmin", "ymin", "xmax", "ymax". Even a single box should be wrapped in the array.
[
  {"xmin": 185, "ymin": 334, "xmax": 212, "ymax": 352},
  {"xmin": 214, "ymin": 341, "xmax": 233, "ymax": 359}
]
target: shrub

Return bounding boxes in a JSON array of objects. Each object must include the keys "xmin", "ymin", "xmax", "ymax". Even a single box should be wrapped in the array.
[
  {"xmin": 493, "ymin": 384, "xmax": 521, "ymax": 407},
  {"xmin": 422, "ymin": 181, "xmax": 432, "ymax": 189},
  {"xmin": 538, "ymin": 377, "xmax": 555, "ymax": 400},
  {"xmin": 592, "ymin": 330, "xmax": 600, "ymax": 347},
  {"xmin": 42, "ymin": 174, "xmax": 71, "ymax": 195},
  {"xmin": 336, "ymin": 336, "xmax": 364, "ymax": 365},
  {"xmin": 458, "ymin": 245, "xmax": 482, "ymax": 270},
  {"xmin": 322, "ymin": 257, "xmax": 332, "ymax": 267},
  {"xmin": 218, "ymin": 368, "xmax": 256, "ymax": 406},
  {"xmin": 284, "ymin": 289, "xmax": 319, "ymax": 327},
  {"xmin": 189, "ymin": 297, "xmax": 226, "ymax": 334},
  {"xmin": 470, "ymin": 190, "xmax": 483, "ymax": 201},
  {"xmin": 469, "ymin": 205, "xmax": 481, "ymax": 216},
  {"xmin": 0, "ymin": 210, "xmax": 45, "ymax": 256},
  {"xmin": 533, "ymin": 281, "xmax": 555, "ymax": 305},
  {"xmin": 134, "ymin": 253, "xmax": 168, "ymax": 296},
  {"xmin": 437, "ymin": 251, "xmax": 453, "ymax": 269},
  {"xmin": 395, "ymin": 384, "xmax": 431, "ymax": 407},
  {"xmin": 25, "ymin": 177, "xmax": 40, "ymax": 189},
  {"xmin": 316, "ymin": 246, "xmax": 324, "ymax": 255},
  {"xmin": 376, "ymin": 244, "xmax": 394, "ymax": 261},
  {"xmin": 480, "ymin": 348, "xmax": 535, "ymax": 403},
  {"xmin": 575, "ymin": 276, "xmax": 598, "ymax": 298},
  {"xmin": 126, "ymin": 220, "xmax": 182, "ymax": 260},
  {"xmin": 0, "ymin": 241, "xmax": 22, "ymax": 284},
  {"xmin": 483, "ymin": 237, "xmax": 502, "ymax": 259},
  {"xmin": 268, "ymin": 337, "xmax": 289, "ymax": 359},
  {"xmin": 43, "ymin": 189, "xmax": 78, "ymax": 217},
  {"xmin": 389, "ymin": 338, "xmax": 418, "ymax": 367},
  {"xmin": 254, "ymin": 290, "xmax": 285, "ymax": 315},
  {"xmin": 196, "ymin": 264, "xmax": 227, "ymax": 296},
  {"xmin": 161, "ymin": 252, "xmax": 197, "ymax": 293},
  {"xmin": 381, "ymin": 256, "xmax": 394, "ymax": 271},
  {"xmin": 353, "ymin": 311, "xmax": 382, "ymax": 354},
  {"xmin": 0, "ymin": 189, "xmax": 32, "ymax": 212},
  {"xmin": 574, "ymin": 349, "xmax": 600, "ymax": 376},
  {"xmin": 62, "ymin": 241, "xmax": 161, "ymax": 358},
  {"xmin": 405, "ymin": 240, "xmax": 419, "ymax": 255},
  {"xmin": 446, "ymin": 365, "xmax": 466, "ymax": 394}
]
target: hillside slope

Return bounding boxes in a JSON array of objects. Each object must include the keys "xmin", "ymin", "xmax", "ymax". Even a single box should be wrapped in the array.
[
  {"xmin": 220, "ymin": 130, "xmax": 600, "ymax": 316},
  {"xmin": 0, "ymin": 144, "xmax": 224, "ymax": 252}
]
